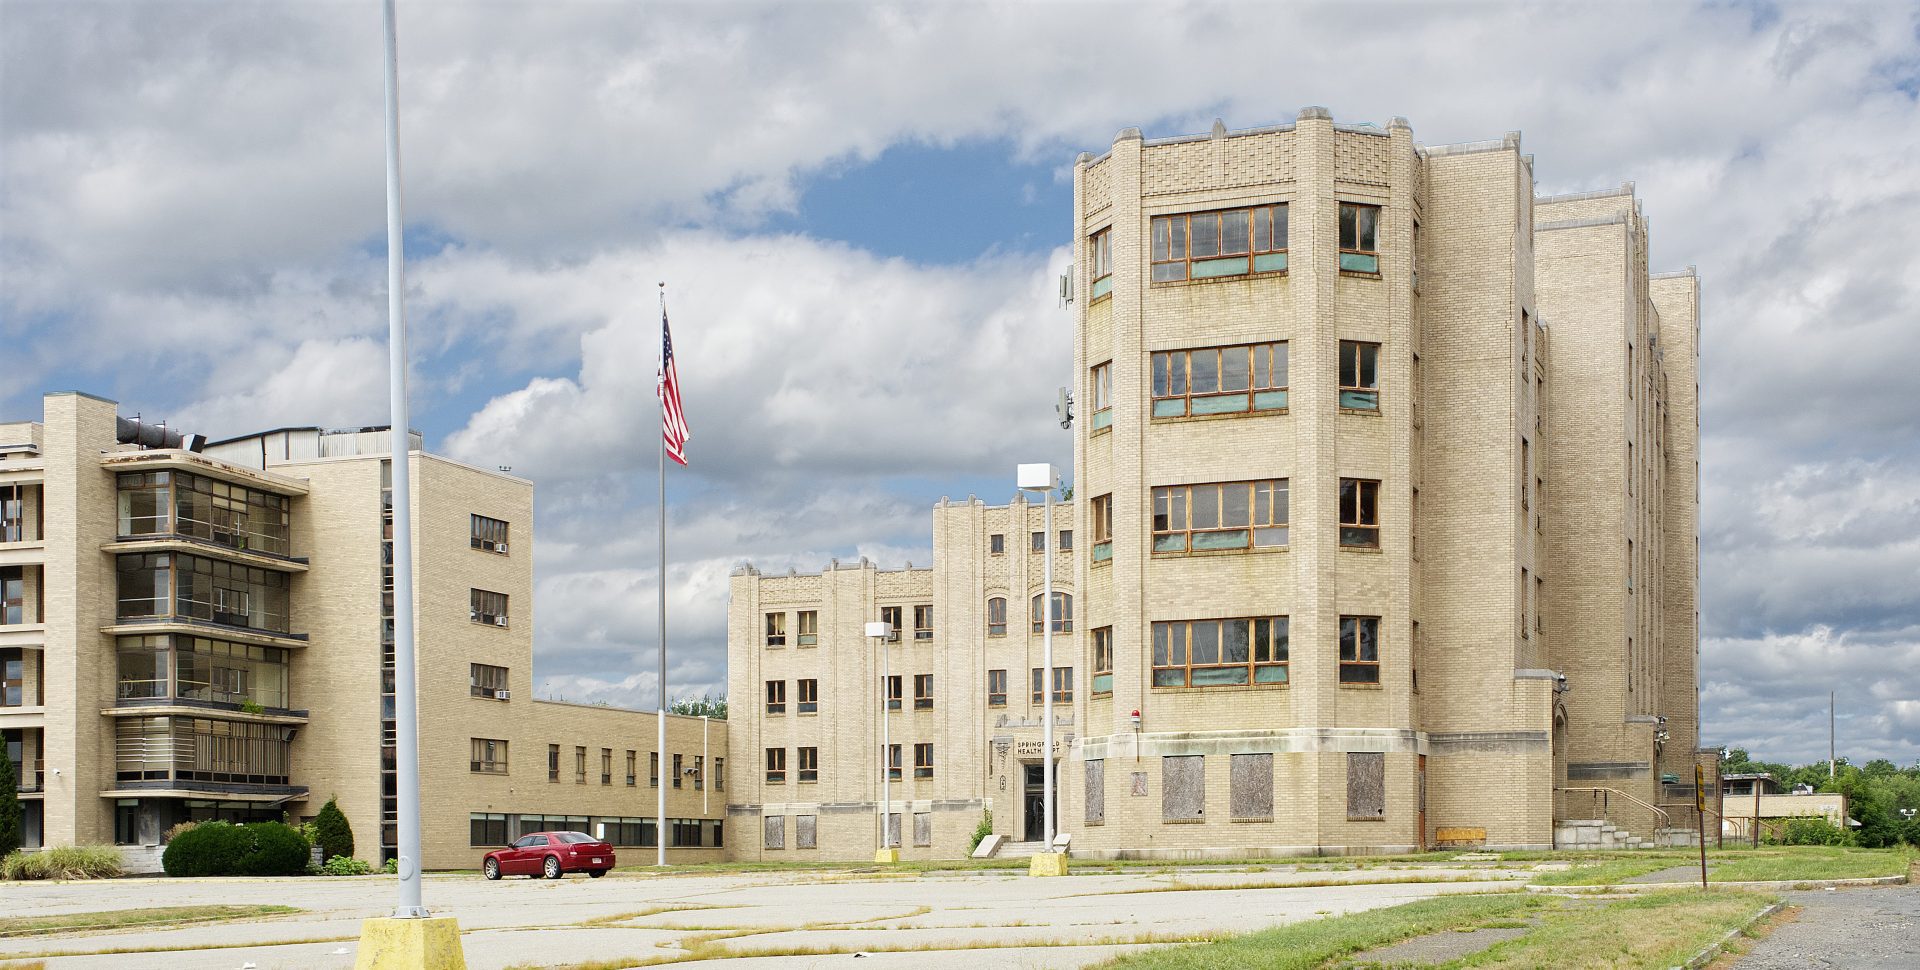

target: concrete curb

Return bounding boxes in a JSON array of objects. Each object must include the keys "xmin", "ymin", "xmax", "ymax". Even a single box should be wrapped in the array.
[
  {"xmin": 1528, "ymin": 874, "xmax": 1907, "ymax": 894},
  {"xmin": 1669, "ymin": 901, "xmax": 1783, "ymax": 970}
]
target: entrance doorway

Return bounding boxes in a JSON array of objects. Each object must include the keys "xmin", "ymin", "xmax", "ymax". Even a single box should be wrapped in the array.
[{"xmin": 1022, "ymin": 764, "xmax": 1057, "ymax": 842}]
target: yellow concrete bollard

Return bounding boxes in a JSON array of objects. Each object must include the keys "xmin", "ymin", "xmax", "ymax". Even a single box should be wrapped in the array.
[
  {"xmin": 354, "ymin": 916, "xmax": 467, "ymax": 970},
  {"xmin": 1029, "ymin": 852, "xmax": 1069, "ymax": 877},
  {"xmin": 873, "ymin": 847, "xmax": 901, "ymax": 863}
]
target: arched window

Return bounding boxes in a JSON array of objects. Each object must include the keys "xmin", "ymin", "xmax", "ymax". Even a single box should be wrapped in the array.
[
  {"xmin": 1030, "ymin": 592, "xmax": 1073, "ymax": 634},
  {"xmin": 986, "ymin": 597, "xmax": 1007, "ymax": 636}
]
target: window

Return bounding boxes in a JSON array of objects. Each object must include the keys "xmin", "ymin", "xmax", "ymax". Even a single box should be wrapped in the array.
[
  {"xmin": 116, "ymin": 470, "xmax": 291, "ymax": 556},
  {"xmin": 470, "ymin": 813, "xmax": 509, "ymax": 846},
  {"xmin": 470, "ymin": 738, "xmax": 508, "ymax": 774},
  {"xmin": 574, "ymin": 746, "xmax": 587, "ymax": 783},
  {"xmin": 913, "ymin": 604, "xmax": 933, "ymax": 640},
  {"xmin": 1092, "ymin": 626, "xmax": 1114, "ymax": 695},
  {"xmin": 1536, "ymin": 576, "xmax": 1546, "ymax": 633},
  {"xmin": 1231, "ymin": 753, "xmax": 1275, "ymax": 821},
  {"xmin": 797, "ymin": 746, "xmax": 818, "ymax": 783},
  {"xmin": 1151, "ymin": 203, "xmax": 1288, "ymax": 281},
  {"xmin": 914, "ymin": 673, "xmax": 933, "ymax": 710},
  {"xmin": 1627, "ymin": 539, "xmax": 1634, "ymax": 590},
  {"xmin": 650, "ymin": 751, "xmax": 659, "ymax": 788},
  {"xmin": 1090, "ymin": 361, "xmax": 1114, "ymax": 430},
  {"xmin": 470, "ymin": 514, "xmax": 509, "ymax": 553},
  {"xmin": 797, "ymin": 678, "xmax": 818, "ymax": 714},
  {"xmin": 1338, "ymin": 202, "xmax": 1381, "ymax": 273},
  {"xmin": 1031, "ymin": 591, "xmax": 1073, "ymax": 633},
  {"xmin": 765, "ymin": 612, "xmax": 787, "ymax": 647},
  {"xmin": 879, "ymin": 606, "xmax": 903, "ymax": 640},
  {"xmin": 797, "ymin": 610, "xmax": 818, "ymax": 647},
  {"xmin": 885, "ymin": 744, "xmax": 902, "ymax": 781},
  {"xmin": 548, "ymin": 744, "xmax": 559, "ymax": 782},
  {"xmin": 1152, "ymin": 480, "xmax": 1289, "ymax": 553},
  {"xmin": 987, "ymin": 669, "xmax": 1007, "ymax": 708},
  {"xmin": 116, "ymin": 553, "xmax": 290, "ymax": 633},
  {"xmin": 1347, "ymin": 751, "xmax": 1386, "ymax": 819},
  {"xmin": 884, "ymin": 675, "xmax": 902, "ymax": 711},
  {"xmin": 1031, "ymin": 531, "xmax": 1045, "ymax": 553},
  {"xmin": 989, "ymin": 533, "xmax": 1005, "ymax": 555},
  {"xmin": 1152, "ymin": 617, "xmax": 1289, "ymax": 687},
  {"xmin": 470, "ymin": 663, "xmax": 508, "ymax": 699},
  {"xmin": 1086, "ymin": 759, "xmax": 1106, "ymax": 825},
  {"xmin": 1339, "ymin": 479, "xmax": 1381, "ymax": 548},
  {"xmin": 1521, "ymin": 439, "xmax": 1532, "ymax": 512},
  {"xmin": 1163, "ymin": 755, "xmax": 1205, "ymax": 821},
  {"xmin": 1, "ymin": 568, "xmax": 24, "ymax": 626},
  {"xmin": 715, "ymin": 757, "xmax": 724, "ymax": 791},
  {"xmin": 673, "ymin": 753, "xmax": 683, "ymax": 789},
  {"xmin": 764, "ymin": 815, "xmax": 785, "ymax": 849},
  {"xmin": 601, "ymin": 748, "xmax": 612, "ymax": 785},
  {"xmin": 1091, "ymin": 494, "xmax": 1114, "ymax": 562},
  {"xmin": 1031, "ymin": 666, "xmax": 1073, "ymax": 703},
  {"xmin": 470, "ymin": 588, "xmax": 509, "ymax": 627},
  {"xmin": 914, "ymin": 743, "xmax": 934, "ymax": 779},
  {"xmin": 1520, "ymin": 567, "xmax": 1531, "ymax": 639},
  {"xmin": 765, "ymin": 679, "xmax": 786, "ymax": 715},
  {"xmin": 1151, "ymin": 342, "xmax": 1288, "ymax": 417},
  {"xmin": 626, "ymin": 750, "xmax": 637, "ymax": 786},
  {"xmin": 1338, "ymin": 341, "xmax": 1381, "ymax": 410},
  {"xmin": 986, "ymin": 596, "xmax": 1008, "ymax": 636},
  {"xmin": 765, "ymin": 747, "xmax": 786, "ymax": 784},
  {"xmin": 1089, "ymin": 228, "xmax": 1113, "ymax": 298},
  {"xmin": 1339, "ymin": 616, "xmax": 1381, "ymax": 684},
  {"xmin": 1059, "ymin": 529, "xmax": 1073, "ymax": 552},
  {"xmin": 694, "ymin": 755, "xmax": 704, "ymax": 790}
]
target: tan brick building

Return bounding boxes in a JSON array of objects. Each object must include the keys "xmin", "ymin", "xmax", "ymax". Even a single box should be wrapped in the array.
[
  {"xmin": 2, "ymin": 391, "xmax": 725, "ymax": 869},
  {"xmin": 727, "ymin": 110, "xmax": 1703, "ymax": 860}
]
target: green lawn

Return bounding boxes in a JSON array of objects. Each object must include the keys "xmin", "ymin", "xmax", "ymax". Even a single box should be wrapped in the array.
[
  {"xmin": 1090, "ymin": 890, "xmax": 1776, "ymax": 970},
  {"xmin": 1529, "ymin": 845, "xmax": 1911, "ymax": 886},
  {"xmin": 0, "ymin": 905, "xmax": 298, "ymax": 939}
]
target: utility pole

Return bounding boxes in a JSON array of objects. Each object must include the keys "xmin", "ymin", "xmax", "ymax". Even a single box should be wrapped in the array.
[{"xmin": 1829, "ymin": 690, "xmax": 1836, "ymax": 780}]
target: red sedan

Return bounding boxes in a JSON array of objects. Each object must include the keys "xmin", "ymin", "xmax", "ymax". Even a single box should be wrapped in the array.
[{"xmin": 482, "ymin": 831, "xmax": 616, "ymax": 880}]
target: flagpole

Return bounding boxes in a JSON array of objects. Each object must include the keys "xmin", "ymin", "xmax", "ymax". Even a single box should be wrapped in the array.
[{"xmin": 656, "ymin": 282, "xmax": 669, "ymax": 868}]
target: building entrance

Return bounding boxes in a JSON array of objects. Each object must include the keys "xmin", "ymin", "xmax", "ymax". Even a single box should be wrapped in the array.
[{"xmin": 1022, "ymin": 763, "xmax": 1057, "ymax": 842}]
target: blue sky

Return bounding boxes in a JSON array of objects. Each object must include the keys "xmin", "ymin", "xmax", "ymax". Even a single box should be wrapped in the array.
[{"xmin": 4, "ymin": 1, "xmax": 1919, "ymax": 765}]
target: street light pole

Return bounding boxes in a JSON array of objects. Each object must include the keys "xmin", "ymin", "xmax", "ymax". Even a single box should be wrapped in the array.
[
  {"xmin": 866, "ymin": 620, "xmax": 895, "ymax": 860},
  {"xmin": 1017, "ymin": 463, "xmax": 1063, "ymax": 872}
]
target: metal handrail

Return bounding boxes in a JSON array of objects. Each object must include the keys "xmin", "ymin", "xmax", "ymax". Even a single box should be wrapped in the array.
[{"xmin": 1558, "ymin": 786, "xmax": 1671, "ymax": 830}]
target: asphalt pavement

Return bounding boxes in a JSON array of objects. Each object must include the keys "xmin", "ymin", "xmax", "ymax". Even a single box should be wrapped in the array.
[{"xmin": 1736, "ymin": 885, "xmax": 1920, "ymax": 969}]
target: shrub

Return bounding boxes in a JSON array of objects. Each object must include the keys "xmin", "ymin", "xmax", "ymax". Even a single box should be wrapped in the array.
[
  {"xmin": 319, "ymin": 854, "xmax": 373, "ymax": 876},
  {"xmin": 1771, "ymin": 817, "xmax": 1854, "ymax": 847},
  {"xmin": 1, "ymin": 845, "xmax": 124, "ymax": 880},
  {"xmin": 0, "ymin": 752, "xmax": 20, "ymax": 858},
  {"xmin": 383, "ymin": 857, "xmax": 398, "ymax": 874},
  {"xmin": 968, "ymin": 810, "xmax": 994, "ymax": 853},
  {"xmin": 163, "ymin": 820, "xmax": 200, "ymax": 844},
  {"xmin": 312, "ymin": 797, "xmax": 354, "ymax": 863},
  {"xmin": 162, "ymin": 821, "xmax": 311, "ymax": 877}
]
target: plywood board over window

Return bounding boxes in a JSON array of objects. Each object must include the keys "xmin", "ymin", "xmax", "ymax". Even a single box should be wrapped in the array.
[
  {"xmin": 1348, "ymin": 752, "xmax": 1387, "ymax": 820},
  {"xmin": 886, "ymin": 813, "xmax": 902, "ymax": 848},
  {"xmin": 913, "ymin": 812, "xmax": 933, "ymax": 847},
  {"xmin": 1163, "ymin": 755, "xmax": 1205, "ymax": 821},
  {"xmin": 1231, "ymin": 753, "xmax": 1273, "ymax": 820},
  {"xmin": 1085, "ymin": 759, "xmax": 1106, "ymax": 824},
  {"xmin": 763, "ymin": 815, "xmax": 785, "ymax": 849},
  {"xmin": 796, "ymin": 814, "xmax": 817, "ymax": 849}
]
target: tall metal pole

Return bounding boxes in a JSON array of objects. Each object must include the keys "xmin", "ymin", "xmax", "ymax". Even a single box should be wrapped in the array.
[
  {"xmin": 882, "ymin": 626, "xmax": 892, "ymax": 847},
  {"xmin": 1041, "ymin": 488, "xmax": 1054, "ymax": 848},
  {"xmin": 380, "ymin": 0, "xmax": 426, "ymax": 919},
  {"xmin": 1829, "ymin": 690, "xmax": 1836, "ymax": 780},
  {"xmin": 656, "ymin": 296, "xmax": 668, "ymax": 866}
]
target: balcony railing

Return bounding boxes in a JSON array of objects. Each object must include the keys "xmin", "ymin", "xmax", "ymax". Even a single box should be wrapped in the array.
[{"xmin": 10, "ymin": 759, "xmax": 43, "ymax": 793}]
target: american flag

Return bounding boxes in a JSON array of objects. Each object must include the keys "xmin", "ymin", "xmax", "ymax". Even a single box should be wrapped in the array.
[{"xmin": 658, "ymin": 305, "xmax": 690, "ymax": 465}]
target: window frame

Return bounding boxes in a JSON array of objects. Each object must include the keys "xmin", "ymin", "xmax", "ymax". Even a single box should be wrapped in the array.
[
  {"xmin": 1090, "ymin": 360, "xmax": 1114, "ymax": 430},
  {"xmin": 1151, "ymin": 203, "xmax": 1289, "ymax": 282},
  {"xmin": 765, "ymin": 746, "xmax": 786, "ymax": 784},
  {"xmin": 987, "ymin": 668, "xmax": 1007, "ymax": 708},
  {"xmin": 1338, "ymin": 615, "xmax": 1382, "ymax": 685},
  {"xmin": 989, "ymin": 533, "xmax": 1005, "ymax": 556},
  {"xmin": 764, "ymin": 679, "xmax": 786, "ymax": 715},
  {"xmin": 879, "ymin": 606, "xmax": 903, "ymax": 641},
  {"xmin": 601, "ymin": 747, "xmax": 612, "ymax": 785},
  {"xmin": 469, "ymin": 737, "xmax": 508, "ymax": 774},
  {"xmin": 1091, "ymin": 494, "xmax": 1114, "ymax": 562},
  {"xmin": 797, "ymin": 678, "xmax": 818, "ymax": 714},
  {"xmin": 469, "ymin": 514, "xmax": 510, "ymax": 554},
  {"xmin": 1030, "ymin": 591, "xmax": 1073, "ymax": 633},
  {"xmin": 1151, "ymin": 342, "xmax": 1289, "ymax": 418},
  {"xmin": 764, "ymin": 612, "xmax": 786, "ymax": 647},
  {"xmin": 797, "ymin": 746, "xmax": 818, "ymax": 783},
  {"xmin": 469, "ymin": 662, "xmax": 509, "ymax": 700},
  {"xmin": 797, "ymin": 610, "xmax": 818, "ymax": 647},
  {"xmin": 1031, "ymin": 666, "xmax": 1073, "ymax": 704},
  {"xmin": 884, "ymin": 674, "xmax": 902, "ymax": 711},
  {"xmin": 913, "ymin": 742, "xmax": 934, "ymax": 779},
  {"xmin": 1092, "ymin": 626, "xmax": 1114, "ymax": 696},
  {"xmin": 1338, "ymin": 478, "xmax": 1381, "ymax": 549},
  {"xmin": 986, "ymin": 596, "xmax": 1008, "ymax": 637},
  {"xmin": 1151, "ymin": 480, "xmax": 1289, "ymax": 555},
  {"xmin": 1151, "ymin": 617, "xmax": 1289, "ymax": 688},
  {"xmin": 913, "ymin": 673, "xmax": 933, "ymax": 710},
  {"xmin": 1337, "ymin": 202, "xmax": 1382, "ymax": 274},
  {"xmin": 469, "ymin": 588, "xmax": 509, "ymax": 627},
  {"xmin": 1338, "ymin": 340, "xmax": 1381, "ymax": 411},
  {"xmin": 1088, "ymin": 228, "xmax": 1113, "ymax": 298},
  {"xmin": 913, "ymin": 604, "xmax": 934, "ymax": 640}
]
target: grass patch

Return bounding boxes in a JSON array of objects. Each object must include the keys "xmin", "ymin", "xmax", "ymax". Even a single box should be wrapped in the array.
[
  {"xmin": 577, "ymin": 904, "xmax": 729, "ymax": 927},
  {"xmin": 0, "ymin": 905, "xmax": 299, "ymax": 939},
  {"xmin": 1440, "ymin": 891, "xmax": 1776, "ymax": 969},
  {"xmin": 0, "ymin": 934, "xmax": 355, "ymax": 961},
  {"xmin": 1530, "ymin": 845, "xmax": 1909, "ymax": 886},
  {"xmin": 1075, "ymin": 873, "xmax": 1513, "ymax": 896}
]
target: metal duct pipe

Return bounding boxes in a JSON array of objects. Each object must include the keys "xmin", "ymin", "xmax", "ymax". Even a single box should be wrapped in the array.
[{"xmin": 115, "ymin": 416, "xmax": 206, "ymax": 452}]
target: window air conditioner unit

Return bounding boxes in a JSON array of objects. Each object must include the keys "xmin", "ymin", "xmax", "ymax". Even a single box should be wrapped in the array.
[
  {"xmin": 494, "ymin": 616, "xmax": 508, "ymax": 627},
  {"xmin": 497, "ymin": 543, "xmax": 507, "ymax": 554},
  {"xmin": 497, "ymin": 689, "xmax": 511, "ymax": 701}
]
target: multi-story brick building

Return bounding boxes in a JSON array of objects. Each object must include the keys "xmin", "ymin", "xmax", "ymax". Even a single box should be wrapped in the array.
[
  {"xmin": 2, "ymin": 391, "xmax": 725, "ymax": 869},
  {"xmin": 726, "ymin": 110, "xmax": 1704, "ymax": 860}
]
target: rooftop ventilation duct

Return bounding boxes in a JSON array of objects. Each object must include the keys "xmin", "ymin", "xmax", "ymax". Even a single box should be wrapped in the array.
[{"xmin": 116, "ymin": 416, "xmax": 206, "ymax": 452}]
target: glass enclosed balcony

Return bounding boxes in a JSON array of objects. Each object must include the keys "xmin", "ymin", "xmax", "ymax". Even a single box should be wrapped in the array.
[
  {"xmin": 116, "ymin": 552, "xmax": 292, "ymax": 635},
  {"xmin": 117, "ymin": 471, "xmax": 292, "ymax": 558},
  {"xmin": 115, "ymin": 634, "xmax": 295, "ymax": 714},
  {"xmin": 114, "ymin": 715, "xmax": 293, "ymax": 789}
]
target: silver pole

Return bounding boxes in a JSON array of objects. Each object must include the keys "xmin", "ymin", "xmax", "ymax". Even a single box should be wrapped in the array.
[
  {"xmin": 1042, "ymin": 487, "xmax": 1054, "ymax": 849},
  {"xmin": 882, "ymin": 626, "xmax": 892, "ymax": 848},
  {"xmin": 1829, "ymin": 690, "xmax": 1835, "ymax": 780},
  {"xmin": 875, "ymin": 635, "xmax": 881, "ymax": 852},
  {"xmin": 657, "ymin": 286, "xmax": 669, "ymax": 867},
  {"xmin": 702, "ymin": 715, "xmax": 709, "ymax": 816},
  {"xmin": 380, "ymin": 0, "xmax": 426, "ymax": 919}
]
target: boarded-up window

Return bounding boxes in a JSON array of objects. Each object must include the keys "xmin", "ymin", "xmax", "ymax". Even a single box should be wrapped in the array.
[
  {"xmin": 763, "ymin": 815, "xmax": 785, "ymax": 849},
  {"xmin": 886, "ymin": 812, "xmax": 901, "ymax": 848},
  {"xmin": 913, "ymin": 812, "xmax": 933, "ymax": 846},
  {"xmin": 1347, "ymin": 752, "xmax": 1386, "ymax": 820},
  {"xmin": 795, "ymin": 815, "xmax": 816, "ymax": 849},
  {"xmin": 1085, "ymin": 759, "xmax": 1106, "ymax": 824},
  {"xmin": 1162, "ymin": 755, "xmax": 1205, "ymax": 821},
  {"xmin": 1231, "ymin": 753, "xmax": 1274, "ymax": 820}
]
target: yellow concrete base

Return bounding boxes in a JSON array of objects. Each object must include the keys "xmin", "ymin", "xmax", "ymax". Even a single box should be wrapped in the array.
[
  {"xmin": 873, "ymin": 848, "xmax": 901, "ymax": 863},
  {"xmin": 1029, "ymin": 852, "xmax": 1069, "ymax": 877},
  {"xmin": 354, "ymin": 916, "xmax": 467, "ymax": 970}
]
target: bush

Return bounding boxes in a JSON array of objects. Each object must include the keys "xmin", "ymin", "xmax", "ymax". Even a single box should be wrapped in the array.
[
  {"xmin": 162, "ymin": 821, "xmax": 312, "ymax": 877},
  {"xmin": 318, "ymin": 854, "xmax": 373, "ymax": 876},
  {"xmin": 163, "ymin": 820, "xmax": 200, "ymax": 844},
  {"xmin": 0, "ymin": 751, "xmax": 20, "ymax": 858},
  {"xmin": 2, "ymin": 845, "xmax": 124, "ymax": 880},
  {"xmin": 1771, "ymin": 817, "xmax": 1854, "ymax": 847},
  {"xmin": 968, "ymin": 810, "xmax": 994, "ymax": 853},
  {"xmin": 312, "ymin": 797, "xmax": 354, "ymax": 863},
  {"xmin": 383, "ymin": 857, "xmax": 398, "ymax": 874}
]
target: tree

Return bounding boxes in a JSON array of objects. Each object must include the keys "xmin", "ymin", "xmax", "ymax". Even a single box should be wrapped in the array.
[
  {"xmin": 670, "ymin": 693, "xmax": 727, "ymax": 720},
  {"xmin": 0, "ymin": 752, "xmax": 21, "ymax": 858},
  {"xmin": 311, "ymin": 796, "xmax": 354, "ymax": 863}
]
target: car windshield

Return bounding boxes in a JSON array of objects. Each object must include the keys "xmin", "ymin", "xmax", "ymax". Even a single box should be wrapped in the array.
[{"xmin": 555, "ymin": 832, "xmax": 599, "ymax": 844}]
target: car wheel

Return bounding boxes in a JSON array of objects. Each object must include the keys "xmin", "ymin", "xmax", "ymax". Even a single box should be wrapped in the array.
[
  {"xmin": 544, "ymin": 856, "xmax": 562, "ymax": 880},
  {"xmin": 588, "ymin": 869, "xmax": 607, "ymax": 878},
  {"xmin": 483, "ymin": 859, "xmax": 500, "ymax": 881}
]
